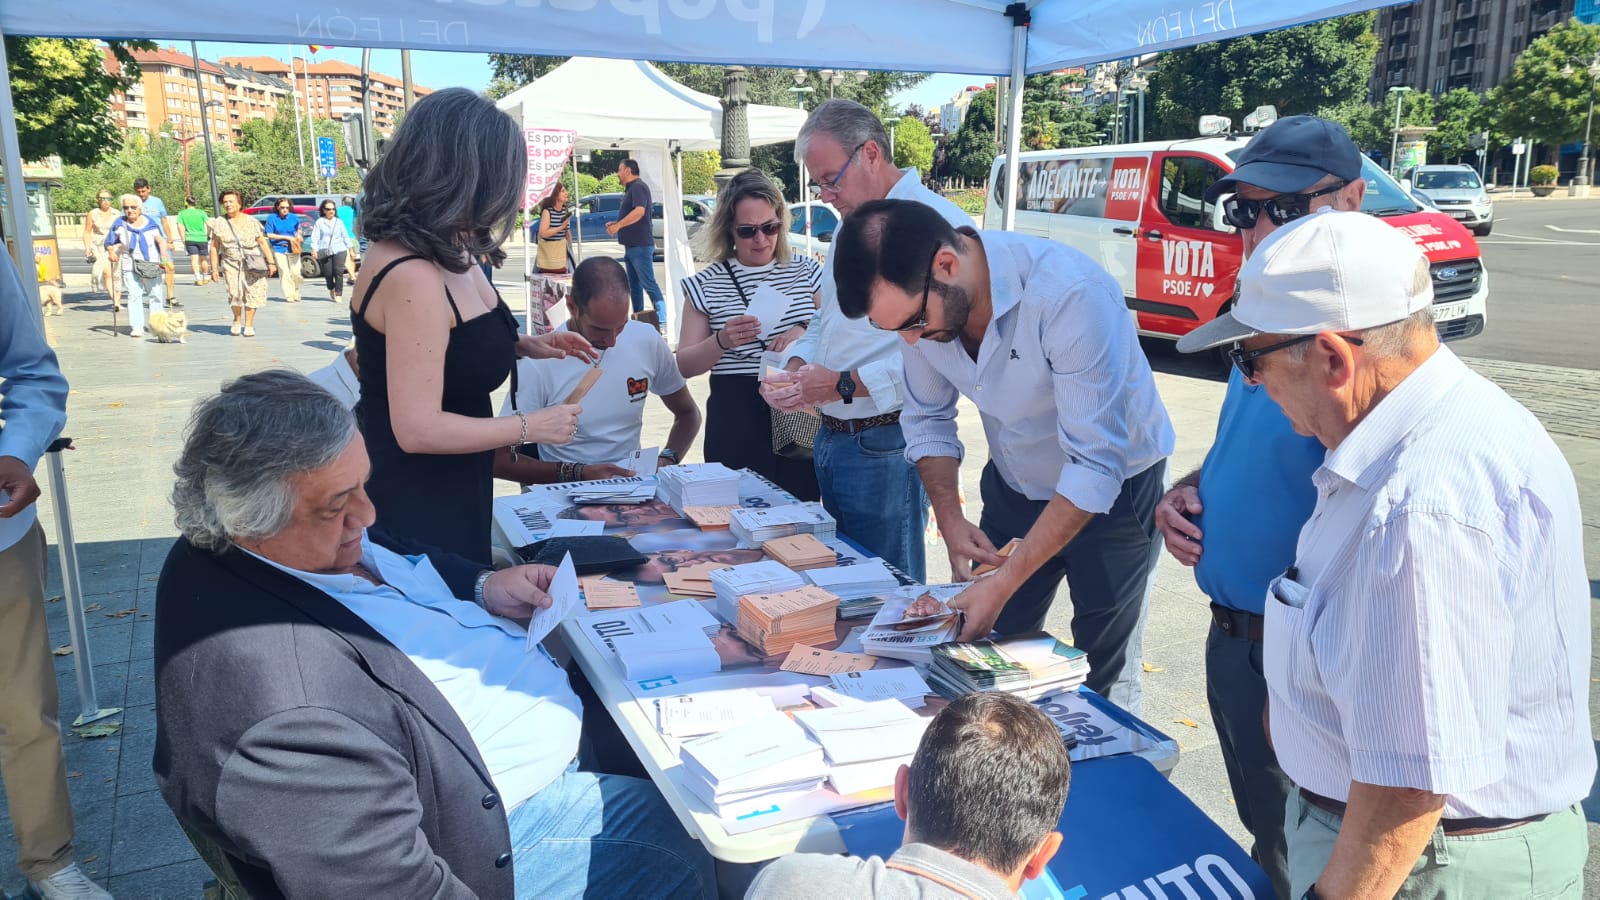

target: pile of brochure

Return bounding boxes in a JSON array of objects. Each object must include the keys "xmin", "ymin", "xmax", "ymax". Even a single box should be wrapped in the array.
[
  {"xmin": 859, "ymin": 585, "xmax": 964, "ymax": 665},
  {"xmin": 566, "ymin": 481, "xmax": 658, "ymax": 505},
  {"xmin": 655, "ymin": 689, "xmax": 776, "ymax": 739},
  {"xmin": 762, "ymin": 534, "xmax": 835, "ymax": 571},
  {"xmin": 794, "ymin": 700, "xmax": 930, "ymax": 794},
  {"xmin": 805, "ymin": 559, "xmax": 903, "ymax": 603},
  {"xmin": 679, "ymin": 712, "xmax": 828, "ymax": 817},
  {"xmin": 927, "ymin": 633, "xmax": 1090, "ymax": 701},
  {"xmin": 609, "ymin": 625, "xmax": 719, "ymax": 682},
  {"xmin": 709, "ymin": 560, "xmax": 804, "ymax": 623},
  {"xmin": 657, "ymin": 463, "xmax": 741, "ymax": 512},
  {"xmin": 730, "ymin": 502, "xmax": 837, "ymax": 547},
  {"xmin": 736, "ymin": 585, "xmax": 840, "ymax": 657}
]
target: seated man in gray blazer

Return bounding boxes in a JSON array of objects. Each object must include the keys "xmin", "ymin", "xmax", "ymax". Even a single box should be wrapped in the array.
[{"xmin": 153, "ymin": 370, "xmax": 713, "ymax": 899}]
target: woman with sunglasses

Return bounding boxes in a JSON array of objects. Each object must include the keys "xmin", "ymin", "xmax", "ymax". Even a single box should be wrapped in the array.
[
  {"xmin": 677, "ymin": 169, "xmax": 821, "ymax": 500},
  {"xmin": 310, "ymin": 200, "xmax": 354, "ymax": 303},
  {"xmin": 82, "ymin": 191, "xmax": 122, "ymax": 309},
  {"xmin": 104, "ymin": 193, "xmax": 174, "ymax": 338}
]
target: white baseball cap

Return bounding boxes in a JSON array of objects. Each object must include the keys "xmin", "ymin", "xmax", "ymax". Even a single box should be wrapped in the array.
[{"xmin": 1175, "ymin": 209, "xmax": 1434, "ymax": 353}]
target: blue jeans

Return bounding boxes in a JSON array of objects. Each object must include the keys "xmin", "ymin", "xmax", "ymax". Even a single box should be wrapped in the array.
[
  {"xmin": 508, "ymin": 762, "xmax": 714, "ymax": 899},
  {"xmin": 622, "ymin": 245, "xmax": 667, "ymax": 331},
  {"xmin": 812, "ymin": 422, "xmax": 927, "ymax": 583}
]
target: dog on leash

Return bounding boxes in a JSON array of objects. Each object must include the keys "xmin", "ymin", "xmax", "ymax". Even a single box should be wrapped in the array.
[
  {"xmin": 38, "ymin": 282, "xmax": 63, "ymax": 316},
  {"xmin": 147, "ymin": 309, "xmax": 188, "ymax": 343}
]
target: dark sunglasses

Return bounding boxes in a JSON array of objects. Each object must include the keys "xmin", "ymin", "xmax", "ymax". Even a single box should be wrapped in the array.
[
  {"xmin": 1221, "ymin": 182, "xmax": 1347, "ymax": 229},
  {"xmin": 870, "ymin": 248, "xmax": 939, "ymax": 333},
  {"xmin": 733, "ymin": 220, "xmax": 783, "ymax": 239},
  {"xmin": 321, "ymin": 206, "xmax": 337, "ymax": 213},
  {"xmin": 97, "ymin": 195, "xmax": 112, "ymax": 201},
  {"xmin": 1230, "ymin": 333, "xmax": 1365, "ymax": 380}
]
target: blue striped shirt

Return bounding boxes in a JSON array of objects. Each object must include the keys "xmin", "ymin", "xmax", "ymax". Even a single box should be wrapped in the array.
[
  {"xmin": 1265, "ymin": 347, "xmax": 1595, "ymax": 818},
  {"xmin": 105, "ymin": 216, "xmax": 167, "ymax": 270}
]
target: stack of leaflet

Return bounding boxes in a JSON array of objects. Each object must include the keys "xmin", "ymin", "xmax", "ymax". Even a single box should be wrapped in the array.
[
  {"xmin": 804, "ymin": 559, "xmax": 901, "ymax": 604},
  {"xmin": 567, "ymin": 481, "xmax": 658, "ymax": 505},
  {"xmin": 657, "ymin": 463, "xmax": 741, "ymax": 512},
  {"xmin": 928, "ymin": 633, "xmax": 1091, "ymax": 701},
  {"xmin": 730, "ymin": 503, "xmax": 837, "ymax": 547},
  {"xmin": 679, "ymin": 712, "xmax": 828, "ymax": 817},
  {"xmin": 610, "ymin": 625, "xmax": 720, "ymax": 682},
  {"xmin": 860, "ymin": 585, "xmax": 964, "ymax": 665},
  {"xmin": 709, "ymin": 560, "xmax": 804, "ymax": 623},
  {"xmin": 736, "ymin": 585, "xmax": 840, "ymax": 656},
  {"xmin": 762, "ymin": 534, "xmax": 835, "ymax": 571},
  {"xmin": 794, "ymin": 700, "xmax": 930, "ymax": 795}
]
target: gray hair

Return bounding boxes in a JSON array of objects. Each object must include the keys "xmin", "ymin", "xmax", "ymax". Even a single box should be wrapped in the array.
[
  {"xmin": 172, "ymin": 370, "xmax": 358, "ymax": 551},
  {"xmin": 698, "ymin": 168, "xmax": 792, "ymax": 265},
  {"xmin": 1285, "ymin": 307, "xmax": 1436, "ymax": 363},
  {"xmin": 117, "ymin": 193, "xmax": 140, "ymax": 209},
  {"xmin": 795, "ymin": 99, "xmax": 891, "ymax": 165}
]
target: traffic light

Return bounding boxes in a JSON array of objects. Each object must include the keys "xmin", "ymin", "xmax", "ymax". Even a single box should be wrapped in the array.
[{"xmin": 342, "ymin": 113, "xmax": 373, "ymax": 169}]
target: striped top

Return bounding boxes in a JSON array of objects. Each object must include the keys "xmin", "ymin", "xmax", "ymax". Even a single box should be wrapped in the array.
[
  {"xmin": 540, "ymin": 207, "xmax": 571, "ymax": 240},
  {"xmin": 1265, "ymin": 347, "xmax": 1595, "ymax": 819},
  {"xmin": 680, "ymin": 257, "xmax": 821, "ymax": 377},
  {"xmin": 105, "ymin": 216, "xmax": 167, "ymax": 271}
]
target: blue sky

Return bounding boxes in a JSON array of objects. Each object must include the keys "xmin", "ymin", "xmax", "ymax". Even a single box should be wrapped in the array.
[{"xmin": 191, "ymin": 42, "xmax": 979, "ymax": 115}]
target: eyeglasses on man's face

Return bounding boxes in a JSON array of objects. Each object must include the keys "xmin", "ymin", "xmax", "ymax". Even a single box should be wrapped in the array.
[
  {"xmin": 870, "ymin": 248, "xmax": 939, "ymax": 333},
  {"xmin": 1221, "ymin": 181, "xmax": 1347, "ymax": 230},
  {"xmin": 810, "ymin": 142, "xmax": 867, "ymax": 197},
  {"xmin": 1230, "ymin": 333, "xmax": 1365, "ymax": 381},
  {"xmin": 733, "ymin": 220, "xmax": 783, "ymax": 240}
]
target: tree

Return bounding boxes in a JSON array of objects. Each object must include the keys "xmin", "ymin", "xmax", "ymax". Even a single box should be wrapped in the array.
[
  {"xmin": 680, "ymin": 151, "xmax": 721, "ymax": 195},
  {"xmin": 1488, "ymin": 20, "xmax": 1600, "ymax": 165},
  {"xmin": 947, "ymin": 89, "xmax": 998, "ymax": 181},
  {"xmin": 6, "ymin": 37, "xmax": 154, "ymax": 166},
  {"xmin": 892, "ymin": 116, "xmax": 934, "ymax": 173},
  {"xmin": 1431, "ymin": 89, "xmax": 1486, "ymax": 164},
  {"xmin": 486, "ymin": 54, "xmax": 566, "ymax": 100},
  {"xmin": 1150, "ymin": 13, "xmax": 1378, "ymax": 139}
]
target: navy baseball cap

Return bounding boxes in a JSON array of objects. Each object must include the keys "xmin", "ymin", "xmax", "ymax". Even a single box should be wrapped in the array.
[{"xmin": 1203, "ymin": 116, "xmax": 1363, "ymax": 203}]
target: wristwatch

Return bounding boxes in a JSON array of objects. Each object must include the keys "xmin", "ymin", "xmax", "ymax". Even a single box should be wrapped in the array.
[
  {"xmin": 836, "ymin": 370, "xmax": 856, "ymax": 405},
  {"xmin": 658, "ymin": 448, "xmax": 679, "ymax": 463},
  {"xmin": 472, "ymin": 570, "xmax": 493, "ymax": 609}
]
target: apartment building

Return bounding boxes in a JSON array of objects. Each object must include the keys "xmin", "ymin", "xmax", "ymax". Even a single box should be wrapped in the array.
[
  {"xmin": 218, "ymin": 56, "xmax": 429, "ymax": 134},
  {"xmin": 105, "ymin": 47, "xmax": 242, "ymax": 148},
  {"xmin": 1369, "ymin": 0, "xmax": 1577, "ymax": 98}
]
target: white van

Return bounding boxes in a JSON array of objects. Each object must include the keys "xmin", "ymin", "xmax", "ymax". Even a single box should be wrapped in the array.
[{"xmin": 985, "ymin": 137, "xmax": 1489, "ymax": 344}]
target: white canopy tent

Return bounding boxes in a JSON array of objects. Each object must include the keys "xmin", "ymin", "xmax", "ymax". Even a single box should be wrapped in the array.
[{"xmin": 496, "ymin": 57, "xmax": 808, "ymax": 332}]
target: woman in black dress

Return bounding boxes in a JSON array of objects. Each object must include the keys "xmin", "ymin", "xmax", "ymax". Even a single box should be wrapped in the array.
[{"xmin": 351, "ymin": 88, "xmax": 595, "ymax": 565}]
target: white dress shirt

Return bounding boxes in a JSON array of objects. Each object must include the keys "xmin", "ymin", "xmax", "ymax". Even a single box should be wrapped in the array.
[
  {"xmin": 249, "ymin": 534, "xmax": 584, "ymax": 814},
  {"xmin": 900, "ymin": 230, "xmax": 1173, "ymax": 514},
  {"xmin": 1265, "ymin": 347, "xmax": 1594, "ymax": 819},
  {"xmin": 305, "ymin": 350, "xmax": 359, "ymax": 410},
  {"xmin": 785, "ymin": 168, "xmax": 973, "ymax": 420}
]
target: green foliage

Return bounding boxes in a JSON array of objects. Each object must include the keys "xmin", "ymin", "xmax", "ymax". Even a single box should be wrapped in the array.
[
  {"xmin": 1486, "ymin": 21, "xmax": 1600, "ymax": 155},
  {"xmin": 6, "ymin": 38, "xmax": 154, "ymax": 166},
  {"xmin": 1530, "ymin": 164, "xmax": 1559, "ymax": 185},
  {"xmin": 595, "ymin": 174, "xmax": 623, "ymax": 194},
  {"xmin": 1150, "ymin": 13, "xmax": 1378, "ymax": 139},
  {"xmin": 1430, "ymin": 89, "xmax": 1487, "ymax": 163},
  {"xmin": 573, "ymin": 170, "xmax": 600, "ymax": 198},
  {"xmin": 946, "ymin": 189, "xmax": 988, "ymax": 215},
  {"xmin": 892, "ymin": 116, "xmax": 934, "ymax": 172},
  {"xmin": 486, "ymin": 54, "xmax": 566, "ymax": 100},
  {"xmin": 680, "ymin": 151, "xmax": 721, "ymax": 195},
  {"xmin": 948, "ymin": 89, "xmax": 998, "ymax": 181},
  {"xmin": 1315, "ymin": 99, "xmax": 1386, "ymax": 151}
]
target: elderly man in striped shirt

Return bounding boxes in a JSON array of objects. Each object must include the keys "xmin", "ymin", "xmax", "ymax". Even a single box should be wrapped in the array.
[{"xmin": 1179, "ymin": 208, "xmax": 1593, "ymax": 899}]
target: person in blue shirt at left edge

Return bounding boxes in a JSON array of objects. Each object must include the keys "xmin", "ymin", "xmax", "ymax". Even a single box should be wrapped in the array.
[
  {"xmin": 0, "ymin": 253, "xmax": 113, "ymax": 899},
  {"xmin": 135, "ymin": 177, "xmax": 179, "ymax": 306}
]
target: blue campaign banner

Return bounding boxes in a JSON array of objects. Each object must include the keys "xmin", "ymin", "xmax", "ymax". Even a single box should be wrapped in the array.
[
  {"xmin": 317, "ymin": 136, "xmax": 337, "ymax": 178},
  {"xmin": 833, "ymin": 754, "xmax": 1273, "ymax": 900}
]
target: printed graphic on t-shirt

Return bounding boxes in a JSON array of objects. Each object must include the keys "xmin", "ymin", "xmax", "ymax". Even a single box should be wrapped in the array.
[{"xmin": 627, "ymin": 376, "xmax": 649, "ymax": 401}]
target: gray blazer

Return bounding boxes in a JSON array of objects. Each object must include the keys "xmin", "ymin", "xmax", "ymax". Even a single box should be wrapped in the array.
[{"xmin": 152, "ymin": 532, "xmax": 514, "ymax": 898}]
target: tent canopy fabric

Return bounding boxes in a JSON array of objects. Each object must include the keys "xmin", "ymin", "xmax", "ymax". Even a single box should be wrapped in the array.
[
  {"xmin": 494, "ymin": 57, "xmax": 807, "ymax": 153},
  {"xmin": 12, "ymin": 0, "xmax": 1408, "ymax": 77}
]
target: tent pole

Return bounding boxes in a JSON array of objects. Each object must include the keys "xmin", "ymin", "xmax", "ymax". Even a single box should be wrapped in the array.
[
  {"xmin": 1001, "ymin": 3, "xmax": 1030, "ymax": 232},
  {"xmin": 0, "ymin": 27, "xmax": 44, "ymax": 324},
  {"xmin": 571, "ymin": 162, "xmax": 585, "ymax": 263}
]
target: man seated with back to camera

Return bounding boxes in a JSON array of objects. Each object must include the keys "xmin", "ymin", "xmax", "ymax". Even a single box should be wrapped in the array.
[
  {"xmin": 152, "ymin": 370, "xmax": 713, "ymax": 899},
  {"xmin": 747, "ymin": 692, "xmax": 1070, "ymax": 900},
  {"xmin": 495, "ymin": 257, "xmax": 701, "ymax": 486}
]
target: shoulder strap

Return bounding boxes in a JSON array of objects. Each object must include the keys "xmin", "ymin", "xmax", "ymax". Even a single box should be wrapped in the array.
[
  {"xmin": 722, "ymin": 260, "xmax": 750, "ymax": 308},
  {"xmin": 353, "ymin": 254, "xmax": 428, "ymax": 319}
]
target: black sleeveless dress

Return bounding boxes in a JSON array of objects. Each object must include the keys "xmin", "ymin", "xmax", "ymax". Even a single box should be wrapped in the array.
[{"xmin": 352, "ymin": 254, "xmax": 519, "ymax": 566}]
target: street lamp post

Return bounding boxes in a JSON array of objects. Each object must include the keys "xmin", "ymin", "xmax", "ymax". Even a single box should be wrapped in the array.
[
  {"xmin": 172, "ymin": 134, "xmax": 199, "ymax": 199},
  {"xmin": 1387, "ymin": 85, "xmax": 1413, "ymax": 177},
  {"xmin": 1129, "ymin": 73, "xmax": 1149, "ymax": 142},
  {"xmin": 1560, "ymin": 56, "xmax": 1600, "ymax": 188}
]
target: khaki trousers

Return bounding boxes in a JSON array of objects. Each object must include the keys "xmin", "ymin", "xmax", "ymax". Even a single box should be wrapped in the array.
[{"xmin": 0, "ymin": 521, "xmax": 74, "ymax": 881}]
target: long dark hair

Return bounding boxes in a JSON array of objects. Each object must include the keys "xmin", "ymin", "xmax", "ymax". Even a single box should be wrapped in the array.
[
  {"xmin": 359, "ymin": 88, "xmax": 524, "ymax": 272},
  {"xmin": 539, "ymin": 183, "xmax": 569, "ymax": 212}
]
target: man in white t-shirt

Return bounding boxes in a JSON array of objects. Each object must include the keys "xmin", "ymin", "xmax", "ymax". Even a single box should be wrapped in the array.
[{"xmin": 496, "ymin": 258, "xmax": 700, "ymax": 484}]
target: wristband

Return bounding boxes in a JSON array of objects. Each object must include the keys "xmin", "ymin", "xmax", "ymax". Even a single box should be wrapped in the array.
[
  {"xmin": 714, "ymin": 329, "xmax": 729, "ymax": 350},
  {"xmin": 509, "ymin": 412, "xmax": 528, "ymax": 463}
]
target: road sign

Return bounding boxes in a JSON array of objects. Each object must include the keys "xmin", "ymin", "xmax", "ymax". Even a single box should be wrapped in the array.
[
  {"xmin": 317, "ymin": 136, "xmax": 337, "ymax": 178},
  {"xmin": 1512, "ymin": 143, "xmax": 1525, "ymax": 155}
]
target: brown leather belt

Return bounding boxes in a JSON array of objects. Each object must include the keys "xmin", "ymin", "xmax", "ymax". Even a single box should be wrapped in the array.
[
  {"xmin": 1210, "ymin": 603, "xmax": 1264, "ymax": 642},
  {"xmin": 1299, "ymin": 789, "xmax": 1547, "ymax": 836},
  {"xmin": 820, "ymin": 411, "xmax": 900, "ymax": 434}
]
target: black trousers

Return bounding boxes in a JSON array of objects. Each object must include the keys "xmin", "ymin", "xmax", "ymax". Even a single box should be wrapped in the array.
[
  {"xmin": 977, "ymin": 459, "xmax": 1164, "ymax": 707},
  {"xmin": 322, "ymin": 251, "xmax": 347, "ymax": 294},
  {"xmin": 703, "ymin": 374, "xmax": 819, "ymax": 501}
]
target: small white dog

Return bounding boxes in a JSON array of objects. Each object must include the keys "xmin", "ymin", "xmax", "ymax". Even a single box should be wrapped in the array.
[
  {"xmin": 38, "ymin": 282, "xmax": 63, "ymax": 316},
  {"xmin": 146, "ymin": 309, "xmax": 188, "ymax": 343}
]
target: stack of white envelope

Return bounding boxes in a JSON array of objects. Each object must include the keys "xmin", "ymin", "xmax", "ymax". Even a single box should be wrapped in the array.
[
  {"xmin": 793, "ymin": 700, "xmax": 930, "ymax": 795},
  {"xmin": 679, "ymin": 712, "xmax": 828, "ymax": 817},
  {"xmin": 657, "ymin": 463, "xmax": 741, "ymax": 512}
]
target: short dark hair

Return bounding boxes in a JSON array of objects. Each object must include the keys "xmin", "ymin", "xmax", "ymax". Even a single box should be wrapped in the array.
[
  {"xmin": 218, "ymin": 189, "xmax": 242, "ymax": 206},
  {"xmin": 619, "ymin": 159, "xmax": 640, "ymax": 177},
  {"xmin": 831, "ymin": 199, "xmax": 961, "ymax": 319},
  {"xmin": 570, "ymin": 257, "xmax": 629, "ymax": 312},
  {"xmin": 133, "ymin": 177, "xmax": 150, "ymax": 190},
  {"xmin": 185, "ymin": 196, "xmax": 197, "ymax": 206},
  {"xmin": 905, "ymin": 692, "xmax": 1070, "ymax": 874},
  {"xmin": 361, "ymin": 87, "xmax": 525, "ymax": 273}
]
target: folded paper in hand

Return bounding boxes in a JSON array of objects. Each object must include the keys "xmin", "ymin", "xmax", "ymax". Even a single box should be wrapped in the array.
[{"xmin": 526, "ymin": 552, "xmax": 582, "ymax": 649}]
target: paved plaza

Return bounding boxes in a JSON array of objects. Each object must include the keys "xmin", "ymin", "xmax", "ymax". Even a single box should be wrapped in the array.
[{"xmin": 3, "ymin": 245, "xmax": 1597, "ymax": 896}]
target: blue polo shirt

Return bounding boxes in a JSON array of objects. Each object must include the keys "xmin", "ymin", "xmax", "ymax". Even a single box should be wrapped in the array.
[{"xmin": 1192, "ymin": 368, "xmax": 1324, "ymax": 614}]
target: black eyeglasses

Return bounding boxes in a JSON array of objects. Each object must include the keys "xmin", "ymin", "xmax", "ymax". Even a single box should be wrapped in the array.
[
  {"xmin": 870, "ymin": 248, "xmax": 939, "ymax": 333},
  {"xmin": 97, "ymin": 196, "xmax": 112, "ymax": 202},
  {"xmin": 810, "ymin": 142, "xmax": 867, "ymax": 197},
  {"xmin": 1230, "ymin": 333, "xmax": 1365, "ymax": 380},
  {"xmin": 1221, "ymin": 182, "xmax": 1348, "ymax": 229},
  {"xmin": 321, "ymin": 206, "xmax": 337, "ymax": 214},
  {"xmin": 733, "ymin": 220, "xmax": 783, "ymax": 239}
]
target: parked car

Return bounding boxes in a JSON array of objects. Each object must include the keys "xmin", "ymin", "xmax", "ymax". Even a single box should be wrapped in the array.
[
  {"xmin": 1401, "ymin": 164, "xmax": 1493, "ymax": 236},
  {"xmin": 557, "ymin": 193, "xmax": 714, "ymax": 260},
  {"xmin": 787, "ymin": 200, "xmax": 842, "ymax": 264}
]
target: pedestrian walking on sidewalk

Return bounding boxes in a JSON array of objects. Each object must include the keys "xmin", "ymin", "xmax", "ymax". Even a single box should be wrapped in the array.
[
  {"xmin": 81, "ymin": 191, "xmax": 121, "ymax": 309},
  {"xmin": 207, "ymin": 189, "xmax": 275, "ymax": 337},
  {"xmin": 105, "ymin": 193, "xmax": 173, "ymax": 339},
  {"xmin": 310, "ymin": 199, "xmax": 353, "ymax": 303}
]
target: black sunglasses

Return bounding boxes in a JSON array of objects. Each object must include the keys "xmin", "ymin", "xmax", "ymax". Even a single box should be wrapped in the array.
[
  {"xmin": 733, "ymin": 220, "xmax": 783, "ymax": 239},
  {"xmin": 1222, "ymin": 182, "xmax": 1348, "ymax": 230},
  {"xmin": 870, "ymin": 248, "xmax": 939, "ymax": 333},
  {"xmin": 1230, "ymin": 333, "xmax": 1365, "ymax": 380}
]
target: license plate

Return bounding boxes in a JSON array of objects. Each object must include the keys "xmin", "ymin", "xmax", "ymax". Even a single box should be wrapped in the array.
[
  {"xmin": 1434, "ymin": 301, "xmax": 1468, "ymax": 321},
  {"xmin": 1447, "ymin": 210, "xmax": 1468, "ymax": 219}
]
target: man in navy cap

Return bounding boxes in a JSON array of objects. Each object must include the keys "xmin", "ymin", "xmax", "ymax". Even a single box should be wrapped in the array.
[{"xmin": 1154, "ymin": 115, "xmax": 1365, "ymax": 898}]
